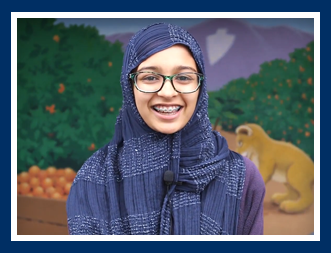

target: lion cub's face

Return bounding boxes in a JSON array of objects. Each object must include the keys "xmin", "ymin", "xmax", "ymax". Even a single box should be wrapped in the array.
[
  {"xmin": 236, "ymin": 133, "xmax": 253, "ymax": 158},
  {"xmin": 235, "ymin": 124, "xmax": 259, "ymax": 158}
]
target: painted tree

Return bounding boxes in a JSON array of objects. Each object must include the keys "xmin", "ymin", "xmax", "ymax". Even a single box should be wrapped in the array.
[
  {"xmin": 17, "ymin": 18, "xmax": 124, "ymax": 172},
  {"xmin": 208, "ymin": 41, "xmax": 314, "ymax": 159}
]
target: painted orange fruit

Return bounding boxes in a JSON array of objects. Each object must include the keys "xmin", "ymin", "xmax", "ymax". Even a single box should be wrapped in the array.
[
  {"xmin": 41, "ymin": 177, "xmax": 54, "ymax": 189},
  {"xmin": 32, "ymin": 186, "xmax": 44, "ymax": 197},
  {"xmin": 64, "ymin": 182, "xmax": 72, "ymax": 195},
  {"xmin": 18, "ymin": 172, "xmax": 30, "ymax": 184},
  {"xmin": 64, "ymin": 168, "xmax": 76, "ymax": 182},
  {"xmin": 28, "ymin": 165, "xmax": 40, "ymax": 177},
  {"xmin": 29, "ymin": 177, "xmax": 40, "ymax": 188},
  {"xmin": 46, "ymin": 166, "xmax": 57, "ymax": 177}
]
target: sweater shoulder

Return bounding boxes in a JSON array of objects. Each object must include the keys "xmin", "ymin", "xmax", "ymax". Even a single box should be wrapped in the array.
[{"xmin": 242, "ymin": 156, "xmax": 265, "ymax": 192}]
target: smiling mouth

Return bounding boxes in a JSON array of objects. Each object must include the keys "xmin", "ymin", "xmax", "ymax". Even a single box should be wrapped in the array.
[{"xmin": 152, "ymin": 105, "xmax": 182, "ymax": 114}]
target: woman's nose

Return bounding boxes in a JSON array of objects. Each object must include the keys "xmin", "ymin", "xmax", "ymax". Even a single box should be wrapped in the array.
[{"xmin": 157, "ymin": 79, "xmax": 178, "ymax": 97}]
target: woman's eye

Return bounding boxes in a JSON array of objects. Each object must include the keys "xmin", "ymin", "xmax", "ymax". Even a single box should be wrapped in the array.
[
  {"xmin": 142, "ymin": 75, "xmax": 159, "ymax": 82},
  {"xmin": 176, "ymin": 75, "xmax": 190, "ymax": 81}
]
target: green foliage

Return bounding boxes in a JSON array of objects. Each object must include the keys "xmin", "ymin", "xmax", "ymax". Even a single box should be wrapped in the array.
[
  {"xmin": 17, "ymin": 18, "xmax": 124, "ymax": 173},
  {"xmin": 208, "ymin": 41, "xmax": 314, "ymax": 159}
]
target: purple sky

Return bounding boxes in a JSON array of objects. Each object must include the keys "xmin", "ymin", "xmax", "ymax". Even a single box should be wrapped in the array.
[{"xmin": 54, "ymin": 18, "xmax": 314, "ymax": 36}]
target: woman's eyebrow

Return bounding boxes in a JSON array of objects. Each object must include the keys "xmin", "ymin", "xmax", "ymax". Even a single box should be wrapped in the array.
[
  {"xmin": 174, "ymin": 65, "xmax": 197, "ymax": 72},
  {"xmin": 137, "ymin": 66, "xmax": 160, "ymax": 72},
  {"xmin": 137, "ymin": 65, "xmax": 197, "ymax": 73}
]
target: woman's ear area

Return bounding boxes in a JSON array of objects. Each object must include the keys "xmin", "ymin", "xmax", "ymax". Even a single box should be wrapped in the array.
[{"xmin": 128, "ymin": 67, "xmax": 137, "ymax": 86}]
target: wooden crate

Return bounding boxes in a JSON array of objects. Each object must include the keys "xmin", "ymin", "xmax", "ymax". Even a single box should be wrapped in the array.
[{"xmin": 17, "ymin": 195, "xmax": 68, "ymax": 235}]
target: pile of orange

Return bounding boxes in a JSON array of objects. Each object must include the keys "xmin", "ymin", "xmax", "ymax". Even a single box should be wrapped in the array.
[{"xmin": 17, "ymin": 165, "xmax": 77, "ymax": 200}]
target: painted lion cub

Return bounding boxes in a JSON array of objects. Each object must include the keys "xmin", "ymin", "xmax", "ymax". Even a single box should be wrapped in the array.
[{"xmin": 235, "ymin": 123, "xmax": 314, "ymax": 213}]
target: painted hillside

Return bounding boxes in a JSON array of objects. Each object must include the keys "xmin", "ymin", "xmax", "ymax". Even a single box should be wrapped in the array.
[{"xmin": 106, "ymin": 19, "xmax": 314, "ymax": 91}]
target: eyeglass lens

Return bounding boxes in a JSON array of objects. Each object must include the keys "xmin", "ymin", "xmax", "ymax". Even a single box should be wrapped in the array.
[{"xmin": 134, "ymin": 72, "xmax": 201, "ymax": 93}]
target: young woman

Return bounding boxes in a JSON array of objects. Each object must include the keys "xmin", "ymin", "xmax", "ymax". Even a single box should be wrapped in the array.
[{"xmin": 66, "ymin": 22, "xmax": 265, "ymax": 235}]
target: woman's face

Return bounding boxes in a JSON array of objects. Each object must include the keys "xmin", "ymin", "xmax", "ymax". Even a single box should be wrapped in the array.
[{"xmin": 133, "ymin": 44, "xmax": 200, "ymax": 134}]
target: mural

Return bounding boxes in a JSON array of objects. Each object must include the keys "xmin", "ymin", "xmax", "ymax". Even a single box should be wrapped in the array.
[
  {"xmin": 235, "ymin": 123, "xmax": 314, "ymax": 214},
  {"xmin": 16, "ymin": 18, "xmax": 315, "ymax": 235}
]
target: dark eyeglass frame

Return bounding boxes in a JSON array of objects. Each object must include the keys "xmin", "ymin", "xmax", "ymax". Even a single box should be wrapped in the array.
[{"xmin": 128, "ymin": 71, "xmax": 204, "ymax": 94}]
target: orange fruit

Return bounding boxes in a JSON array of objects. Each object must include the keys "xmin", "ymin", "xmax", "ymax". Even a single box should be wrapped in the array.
[
  {"xmin": 29, "ymin": 177, "xmax": 40, "ymax": 188},
  {"xmin": 58, "ymin": 83, "xmax": 65, "ymax": 93},
  {"xmin": 18, "ymin": 171, "xmax": 30, "ymax": 183},
  {"xmin": 19, "ymin": 182, "xmax": 31, "ymax": 195},
  {"xmin": 55, "ymin": 176, "xmax": 67, "ymax": 188},
  {"xmin": 56, "ymin": 168, "xmax": 65, "ymax": 177},
  {"xmin": 88, "ymin": 143, "xmax": 95, "ymax": 151},
  {"xmin": 41, "ymin": 177, "xmax": 54, "ymax": 189},
  {"xmin": 46, "ymin": 166, "xmax": 57, "ymax": 177},
  {"xmin": 45, "ymin": 186, "xmax": 56, "ymax": 197},
  {"xmin": 307, "ymin": 77, "xmax": 313, "ymax": 85},
  {"xmin": 53, "ymin": 35, "xmax": 60, "ymax": 43},
  {"xmin": 51, "ymin": 192, "xmax": 62, "ymax": 200},
  {"xmin": 55, "ymin": 186, "xmax": 64, "ymax": 195},
  {"xmin": 32, "ymin": 186, "xmax": 44, "ymax": 197},
  {"xmin": 64, "ymin": 168, "xmax": 76, "ymax": 182},
  {"xmin": 64, "ymin": 182, "xmax": 72, "ymax": 195},
  {"xmin": 28, "ymin": 165, "xmax": 40, "ymax": 177},
  {"xmin": 38, "ymin": 170, "xmax": 48, "ymax": 181}
]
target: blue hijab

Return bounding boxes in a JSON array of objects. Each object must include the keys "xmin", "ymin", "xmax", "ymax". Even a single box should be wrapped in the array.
[{"xmin": 66, "ymin": 23, "xmax": 246, "ymax": 235}]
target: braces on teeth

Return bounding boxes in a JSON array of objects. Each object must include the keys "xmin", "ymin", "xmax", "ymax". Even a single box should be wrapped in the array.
[{"xmin": 154, "ymin": 106, "xmax": 181, "ymax": 113}]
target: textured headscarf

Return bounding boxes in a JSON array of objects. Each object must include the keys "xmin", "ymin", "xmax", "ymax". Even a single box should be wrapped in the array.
[{"xmin": 66, "ymin": 23, "xmax": 246, "ymax": 235}]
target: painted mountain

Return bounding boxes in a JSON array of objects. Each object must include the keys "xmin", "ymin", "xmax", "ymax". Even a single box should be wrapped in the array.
[{"xmin": 105, "ymin": 19, "xmax": 314, "ymax": 91}]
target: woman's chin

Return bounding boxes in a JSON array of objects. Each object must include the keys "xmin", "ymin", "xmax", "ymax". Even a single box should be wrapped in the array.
[{"xmin": 153, "ymin": 125, "xmax": 181, "ymax": 135}]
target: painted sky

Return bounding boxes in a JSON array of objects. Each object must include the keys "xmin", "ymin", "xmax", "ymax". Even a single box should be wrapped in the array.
[{"xmin": 54, "ymin": 18, "xmax": 314, "ymax": 36}]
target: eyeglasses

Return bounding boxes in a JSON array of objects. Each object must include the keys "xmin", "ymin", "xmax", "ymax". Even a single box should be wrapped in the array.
[{"xmin": 128, "ymin": 71, "xmax": 204, "ymax": 94}]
